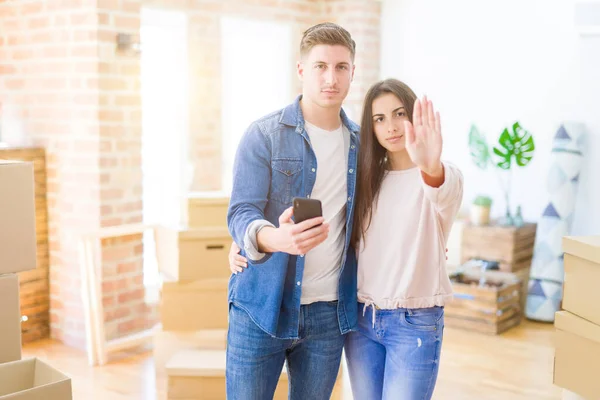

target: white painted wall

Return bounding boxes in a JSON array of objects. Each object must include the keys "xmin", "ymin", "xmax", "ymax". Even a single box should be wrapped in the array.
[
  {"xmin": 380, "ymin": 0, "xmax": 600, "ymax": 235},
  {"xmin": 220, "ymin": 17, "xmax": 294, "ymax": 194}
]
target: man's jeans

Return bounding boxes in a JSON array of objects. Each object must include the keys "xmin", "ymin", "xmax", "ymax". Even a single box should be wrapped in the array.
[
  {"xmin": 345, "ymin": 302, "xmax": 445, "ymax": 400},
  {"xmin": 226, "ymin": 301, "xmax": 345, "ymax": 400}
]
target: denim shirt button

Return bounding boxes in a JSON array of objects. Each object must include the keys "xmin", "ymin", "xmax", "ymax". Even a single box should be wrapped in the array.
[
  {"xmin": 351, "ymin": 145, "xmax": 355, "ymax": 149},
  {"xmin": 296, "ymin": 281, "xmax": 301, "ymax": 286},
  {"xmin": 306, "ymin": 194, "xmax": 310, "ymax": 198},
  {"xmin": 347, "ymin": 197, "xmax": 351, "ymax": 202},
  {"xmin": 311, "ymin": 168, "xmax": 316, "ymax": 172},
  {"xmin": 349, "ymin": 169, "xmax": 354, "ymax": 173}
]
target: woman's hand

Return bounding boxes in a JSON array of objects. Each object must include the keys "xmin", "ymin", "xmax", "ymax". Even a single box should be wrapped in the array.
[
  {"xmin": 404, "ymin": 95, "xmax": 443, "ymax": 178},
  {"xmin": 228, "ymin": 241, "xmax": 248, "ymax": 274}
]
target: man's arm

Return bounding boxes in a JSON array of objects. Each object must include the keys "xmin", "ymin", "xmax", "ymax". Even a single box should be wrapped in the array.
[
  {"xmin": 227, "ymin": 122, "xmax": 330, "ymax": 260},
  {"xmin": 227, "ymin": 122, "xmax": 274, "ymax": 261}
]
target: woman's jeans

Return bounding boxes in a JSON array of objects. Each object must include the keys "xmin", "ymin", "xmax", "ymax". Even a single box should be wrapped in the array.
[{"xmin": 345, "ymin": 302, "xmax": 445, "ymax": 400}]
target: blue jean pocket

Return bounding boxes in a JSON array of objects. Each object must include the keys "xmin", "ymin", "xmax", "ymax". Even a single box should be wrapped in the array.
[{"xmin": 401, "ymin": 307, "xmax": 444, "ymax": 331}]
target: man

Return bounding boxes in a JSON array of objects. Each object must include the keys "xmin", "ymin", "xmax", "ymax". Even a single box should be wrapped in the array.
[{"xmin": 226, "ymin": 22, "xmax": 360, "ymax": 400}]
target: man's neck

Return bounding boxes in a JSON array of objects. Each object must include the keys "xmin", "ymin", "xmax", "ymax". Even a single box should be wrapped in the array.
[{"xmin": 300, "ymin": 96, "xmax": 342, "ymax": 131}]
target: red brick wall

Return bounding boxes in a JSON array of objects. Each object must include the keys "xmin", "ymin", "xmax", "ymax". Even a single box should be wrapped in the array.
[
  {"xmin": 96, "ymin": 0, "xmax": 158, "ymax": 342},
  {"xmin": 0, "ymin": 1, "xmax": 102, "ymax": 349},
  {"xmin": 0, "ymin": 0, "xmax": 381, "ymax": 349}
]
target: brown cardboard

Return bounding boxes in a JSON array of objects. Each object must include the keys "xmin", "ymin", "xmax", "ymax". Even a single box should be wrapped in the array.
[
  {"xmin": 165, "ymin": 349, "xmax": 343, "ymax": 400},
  {"xmin": 563, "ymin": 236, "xmax": 600, "ymax": 264},
  {"xmin": 155, "ymin": 226, "xmax": 232, "ymax": 282},
  {"xmin": 0, "ymin": 161, "xmax": 36, "ymax": 274},
  {"xmin": 0, "ymin": 358, "xmax": 72, "ymax": 400},
  {"xmin": 562, "ymin": 253, "xmax": 600, "ymax": 326},
  {"xmin": 153, "ymin": 328, "xmax": 227, "ymax": 375},
  {"xmin": 160, "ymin": 277, "xmax": 229, "ymax": 331},
  {"xmin": 187, "ymin": 192, "xmax": 229, "ymax": 229},
  {"xmin": 554, "ymin": 311, "xmax": 600, "ymax": 399},
  {"xmin": 0, "ymin": 274, "xmax": 22, "ymax": 364}
]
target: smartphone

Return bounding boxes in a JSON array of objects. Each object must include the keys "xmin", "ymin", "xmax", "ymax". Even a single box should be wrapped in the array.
[{"xmin": 292, "ymin": 197, "xmax": 323, "ymax": 225}]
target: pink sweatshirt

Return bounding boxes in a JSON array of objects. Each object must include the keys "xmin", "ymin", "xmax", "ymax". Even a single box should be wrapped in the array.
[{"xmin": 357, "ymin": 162, "xmax": 464, "ymax": 310}]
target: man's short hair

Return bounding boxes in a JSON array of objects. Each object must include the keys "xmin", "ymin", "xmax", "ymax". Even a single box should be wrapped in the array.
[{"xmin": 300, "ymin": 22, "xmax": 356, "ymax": 61}]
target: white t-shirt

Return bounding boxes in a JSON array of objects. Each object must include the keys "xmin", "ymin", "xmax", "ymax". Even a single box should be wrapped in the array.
[
  {"xmin": 243, "ymin": 121, "xmax": 350, "ymax": 305},
  {"xmin": 300, "ymin": 121, "xmax": 349, "ymax": 304}
]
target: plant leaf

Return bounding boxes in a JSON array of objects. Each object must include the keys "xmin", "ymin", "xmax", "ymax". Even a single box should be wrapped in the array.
[
  {"xmin": 468, "ymin": 124, "xmax": 490, "ymax": 169},
  {"xmin": 492, "ymin": 122, "xmax": 535, "ymax": 170}
]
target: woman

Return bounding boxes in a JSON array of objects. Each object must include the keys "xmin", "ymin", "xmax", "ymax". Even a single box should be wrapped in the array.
[
  {"xmin": 343, "ymin": 79, "xmax": 462, "ymax": 400},
  {"xmin": 229, "ymin": 79, "xmax": 463, "ymax": 400}
]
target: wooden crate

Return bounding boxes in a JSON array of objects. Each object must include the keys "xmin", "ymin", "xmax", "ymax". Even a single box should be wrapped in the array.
[
  {"xmin": 0, "ymin": 147, "xmax": 49, "ymax": 343},
  {"xmin": 445, "ymin": 269, "xmax": 522, "ymax": 334},
  {"xmin": 461, "ymin": 222, "xmax": 537, "ymax": 272}
]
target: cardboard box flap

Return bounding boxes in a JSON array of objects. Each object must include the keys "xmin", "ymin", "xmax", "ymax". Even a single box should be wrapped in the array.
[
  {"xmin": 563, "ymin": 236, "xmax": 600, "ymax": 265},
  {"xmin": 555, "ymin": 311, "xmax": 600, "ymax": 344},
  {"xmin": 0, "ymin": 358, "xmax": 70, "ymax": 397},
  {"xmin": 166, "ymin": 349, "xmax": 288, "ymax": 379},
  {"xmin": 188, "ymin": 191, "xmax": 230, "ymax": 206}
]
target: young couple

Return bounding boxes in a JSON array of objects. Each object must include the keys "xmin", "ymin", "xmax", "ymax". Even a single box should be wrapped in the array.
[{"xmin": 226, "ymin": 22, "xmax": 463, "ymax": 400}]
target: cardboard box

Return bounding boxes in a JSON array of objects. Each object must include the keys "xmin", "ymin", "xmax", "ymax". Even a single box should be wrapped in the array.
[
  {"xmin": 166, "ymin": 349, "xmax": 342, "ymax": 400},
  {"xmin": 187, "ymin": 192, "xmax": 229, "ymax": 229},
  {"xmin": 160, "ymin": 277, "xmax": 229, "ymax": 331},
  {"xmin": 554, "ymin": 310, "xmax": 600, "ymax": 399},
  {"xmin": 562, "ymin": 236, "xmax": 600, "ymax": 326},
  {"xmin": 0, "ymin": 358, "xmax": 72, "ymax": 400},
  {"xmin": 0, "ymin": 274, "xmax": 22, "ymax": 364},
  {"xmin": 0, "ymin": 161, "xmax": 36, "ymax": 274},
  {"xmin": 153, "ymin": 328, "xmax": 227, "ymax": 375},
  {"xmin": 155, "ymin": 227, "xmax": 232, "ymax": 282}
]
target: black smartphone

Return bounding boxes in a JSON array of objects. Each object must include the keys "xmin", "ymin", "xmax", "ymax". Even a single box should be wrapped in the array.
[{"xmin": 292, "ymin": 197, "xmax": 323, "ymax": 224}]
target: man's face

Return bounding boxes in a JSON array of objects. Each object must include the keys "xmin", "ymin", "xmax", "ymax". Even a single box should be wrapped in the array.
[{"xmin": 297, "ymin": 44, "xmax": 354, "ymax": 109}]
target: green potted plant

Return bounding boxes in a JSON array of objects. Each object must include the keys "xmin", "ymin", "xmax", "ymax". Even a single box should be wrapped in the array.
[
  {"xmin": 471, "ymin": 195, "xmax": 493, "ymax": 225},
  {"xmin": 468, "ymin": 121, "xmax": 535, "ymax": 225}
]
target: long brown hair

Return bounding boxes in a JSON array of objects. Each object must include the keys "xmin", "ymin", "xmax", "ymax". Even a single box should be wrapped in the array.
[{"xmin": 351, "ymin": 78, "xmax": 417, "ymax": 249}]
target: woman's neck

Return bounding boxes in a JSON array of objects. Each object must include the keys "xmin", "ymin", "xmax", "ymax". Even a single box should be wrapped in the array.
[{"xmin": 387, "ymin": 150, "xmax": 416, "ymax": 171}]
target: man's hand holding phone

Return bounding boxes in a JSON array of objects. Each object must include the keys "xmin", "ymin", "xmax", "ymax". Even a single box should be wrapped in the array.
[{"xmin": 257, "ymin": 199, "xmax": 329, "ymax": 255}]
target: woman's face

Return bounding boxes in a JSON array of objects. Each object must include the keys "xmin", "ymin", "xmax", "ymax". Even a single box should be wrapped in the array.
[{"xmin": 371, "ymin": 93, "xmax": 410, "ymax": 153}]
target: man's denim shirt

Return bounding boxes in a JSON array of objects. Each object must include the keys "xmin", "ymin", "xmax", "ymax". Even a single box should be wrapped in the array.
[{"xmin": 227, "ymin": 95, "xmax": 360, "ymax": 339}]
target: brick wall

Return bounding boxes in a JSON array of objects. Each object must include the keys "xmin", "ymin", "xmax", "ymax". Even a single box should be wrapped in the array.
[
  {"xmin": 96, "ymin": 0, "xmax": 158, "ymax": 342},
  {"xmin": 0, "ymin": 0, "xmax": 381, "ymax": 349},
  {"xmin": 0, "ymin": 0, "xmax": 102, "ymax": 349}
]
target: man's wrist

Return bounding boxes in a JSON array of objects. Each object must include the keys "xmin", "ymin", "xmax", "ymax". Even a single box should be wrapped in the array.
[{"xmin": 257, "ymin": 226, "xmax": 278, "ymax": 253}]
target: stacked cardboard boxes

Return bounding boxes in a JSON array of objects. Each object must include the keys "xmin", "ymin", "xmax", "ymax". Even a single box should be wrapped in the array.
[
  {"xmin": 153, "ymin": 192, "xmax": 231, "ymax": 396},
  {"xmin": 553, "ymin": 236, "xmax": 600, "ymax": 399},
  {"xmin": 165, "ymin": 349, "xmax": 343, "ymax": 400},
  {"xmin": 0, "ymin": 160, "xmax": 72, "ymax": 399},
  {"xmin": 155, "ymin": 192, "xmax": 344, "ymax": 399}
]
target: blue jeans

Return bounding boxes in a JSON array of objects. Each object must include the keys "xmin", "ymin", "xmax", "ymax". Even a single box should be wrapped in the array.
[
  {"xmin": 345, "ymin": 303, "xmax": 445, "ymax": 400},
  {"xmin": 226, "ymin": 301, "xmax": 345, "ymax": 400}
]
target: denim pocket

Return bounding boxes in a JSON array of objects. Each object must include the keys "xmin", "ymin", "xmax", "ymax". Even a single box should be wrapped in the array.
[
  {"xmin": 401, "ymin": 307, "xmax": 444, "ymax": 331},
  {"xmin": 271, "ymin": 158, "xmax": 302, "ymax": 205}
]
